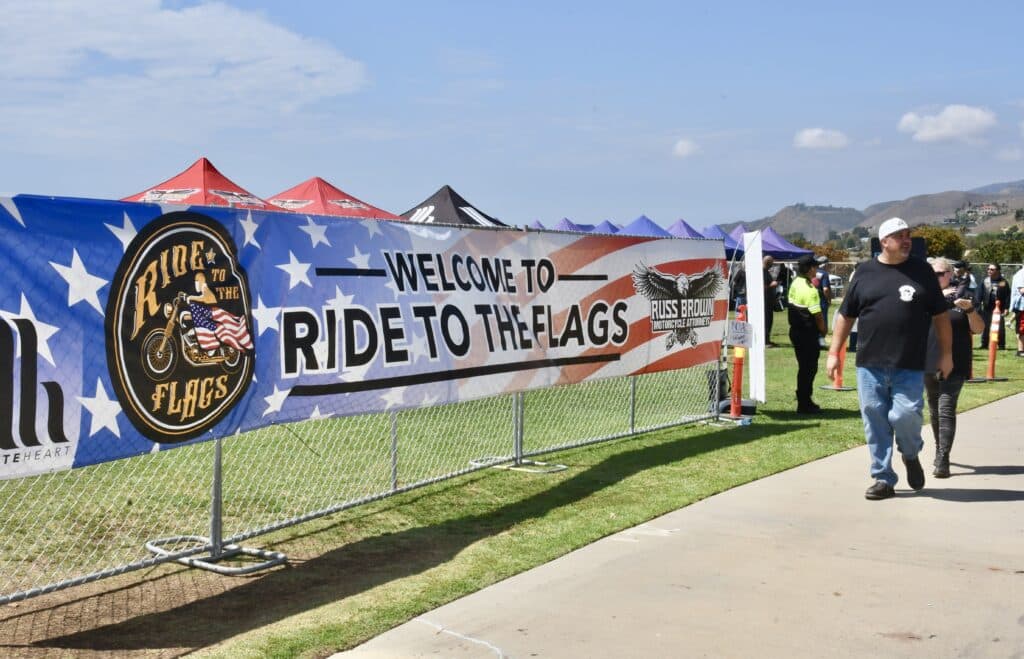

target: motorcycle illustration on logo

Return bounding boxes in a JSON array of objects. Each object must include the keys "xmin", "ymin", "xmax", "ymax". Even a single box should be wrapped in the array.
[
  {"xmin": 142, "ymin": 289, "xmax": 245, "ymax": 381},
  {"xmin": 107, "ymin": 212, "xmax": 256, "ymax": 443}
]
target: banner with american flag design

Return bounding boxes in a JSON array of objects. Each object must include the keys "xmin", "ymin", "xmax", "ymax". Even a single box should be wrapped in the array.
[{"xmin": 0, "ymin": 195, "xmax": 726, "ymax": 480}]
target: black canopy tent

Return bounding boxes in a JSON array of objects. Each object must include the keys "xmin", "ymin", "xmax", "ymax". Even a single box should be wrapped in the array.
[{"xmin": 401, "ymin": 185, "xmax": 508, "ymax": 227}]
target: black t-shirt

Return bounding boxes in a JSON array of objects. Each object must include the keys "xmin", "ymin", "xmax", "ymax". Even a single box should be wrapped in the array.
[
  {"xmin": 731, "ymin": 267, "xmax": 747, "ymax": 296},
  {"xmin": 763, "ymin": 267, "xmax": 776, "ymax": 300},
  {"xmin": 926, "ymin": 302, "xmax": 972, "ymax": 379},
  {"xmin": 838, "ymin": 257, "xmax": 946, "ymax": 370}
]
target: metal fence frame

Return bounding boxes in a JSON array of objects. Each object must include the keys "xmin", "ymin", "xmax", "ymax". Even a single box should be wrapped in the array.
[{"xmin": 0, "ymin": 362, "xmax": 725, "ymax": 605}]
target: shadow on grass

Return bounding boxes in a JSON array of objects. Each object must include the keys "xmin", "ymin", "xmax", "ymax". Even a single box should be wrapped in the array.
[
  {"xmin": 36, "ymin": 420, "xmax": 801, "ymax": 653},
  {"xmin": 761, "ymin": 408, "xmax": 862, "ymax": 422}
]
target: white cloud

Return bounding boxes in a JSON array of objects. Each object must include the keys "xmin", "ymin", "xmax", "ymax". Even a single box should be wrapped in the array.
[
  {"xmin": 996, "ymin": 147, "xmax": 1023, "ymax": 162},
  {"xmin": 0, "ymin": 1, "xmax": 366, "ymax": 152},
  {"xmin": 672, "ymin": 138, "xmax": 700, "ymax": 158},
  {"xmin": 897, "ymin": 104, "xmax": 996, "ymax": 143},
  {"xmin": 793, "ymin": 128, "xmax": 849, "ymax": 150}
]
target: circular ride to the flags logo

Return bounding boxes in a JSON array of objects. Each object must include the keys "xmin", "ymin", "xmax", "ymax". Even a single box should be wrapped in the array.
[{"xmin": 105, "ymin": 211, "xmax": 255, "ymax": 443}]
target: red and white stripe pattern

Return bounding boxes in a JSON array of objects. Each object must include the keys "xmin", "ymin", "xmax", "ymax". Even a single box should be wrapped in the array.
[{"xmin": 395, "ymin": 225, "xmax": 727, "ymax": 400}]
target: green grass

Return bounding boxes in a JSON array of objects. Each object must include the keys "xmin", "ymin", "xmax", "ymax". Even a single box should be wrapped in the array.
[{"xmin": 189, "ymin": 310, "xmax": 1024, "ymax": 659}]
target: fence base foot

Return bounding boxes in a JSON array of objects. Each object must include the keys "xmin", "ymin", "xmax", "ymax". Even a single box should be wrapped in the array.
[
  {"xmin": 145, "ymin": 535, "xmax": 287, "ymax": 576},
  {"xmin": 966, "ymin": 377, "xmax": 989, "ymax": 384},
  {"xmin": 819, "ymin": 385, "xmax": 855, "ymax": 391},
  {"xmin": 468, "ymin": 456, "xmax": 567, "ymax": 473},
  {"xmin": 500, "ymin": 459, "xmax": 568, "ymax": 473},
  {"xmin": 986, "ymin": 377, "xmax": 1009, "ymax": 382}
]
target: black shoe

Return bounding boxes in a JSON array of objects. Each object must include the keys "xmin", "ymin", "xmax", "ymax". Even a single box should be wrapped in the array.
[
  {"xmin": 796, "ymin": 402, "xmax": 822, "ymax": 414},
  {"xmin": 865, "ymin": 480, "xmax": 895, "ymax": 500},
  {"xmin": 902, "ymin": 455, "xmax": 925, "ymax": 490},
  {"xmin": 933, "ymin": 463, "xmax": 950, "ymax": 478}
]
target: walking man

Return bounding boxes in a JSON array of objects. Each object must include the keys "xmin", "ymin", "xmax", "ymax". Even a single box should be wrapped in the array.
[{"xmin": 827, "ymin": 218, "xmax": 952, "ymax": 500}]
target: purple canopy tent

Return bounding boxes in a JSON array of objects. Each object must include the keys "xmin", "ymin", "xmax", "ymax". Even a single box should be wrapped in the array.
[
  {"xmin": 760, "ymin": 226, "xmax": 812, "ymax": 260},
  {"xmin": 723, "ymin": 224, "xmax": 810, "ymax": 260},
  {"xmin": 701, "ymin": 224, "xmax": 742, "ymax": 258},
  {"xmin": 666, "ymin": 218, "xmax": 704, "ymax": 239},
  {"xmin": 728, "ymin": 223, "xmax": 750, "ymax": 243},
  {"xmin": 592, "ymin": 219, "xmax": 620, "ymax": 234},
  {"xmin": 553, "ymin": 217, "xmax": 595, "ymax": 232},
  {"xmin": 620, "ymin": 215, "xmax": 672, "ymax": 237}
]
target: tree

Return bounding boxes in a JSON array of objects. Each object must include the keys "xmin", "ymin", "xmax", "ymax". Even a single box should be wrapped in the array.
[
  {"xmin": 1015, "ymin": 208, "xmax": 1024, "ymax": 221},
  {"xmin": 970, "ymin": 238, "xmax": 1024, "ymax": 266},
  {"xmin": 785, "ymin": 234, "xmax": 812, "ymax": 249},
  {"xmin": 816, "ymin": 244, "xmax": 849, "ymax": 262},
  {"xmin": 911, "ymin": 225, "xmax": 965, "ymax": 259}
]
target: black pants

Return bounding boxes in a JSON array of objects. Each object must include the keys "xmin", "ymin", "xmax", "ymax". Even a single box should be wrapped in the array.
[
  {"xmin": 924, "ymin": 372, "xmax": 964, "ymax": 465},
  {"xmin": 765, "ymin": 302, "xmax": 775, "ymax": 343},
  {"xmin": 790, "ymin": 330, "xmax": 820, "ymax": 404}
]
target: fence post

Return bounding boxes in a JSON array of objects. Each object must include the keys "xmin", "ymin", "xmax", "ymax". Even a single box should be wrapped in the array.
[
  {"xmin": 629, "ymin": 375, "xmax": 637, "ymax": 433},
  {"xmin": 390, "ymin": 410, "xmax": 399, "ymax": 491},
  {"xmin": 513, "ymin": 391, "xmax": 524, "ymax": 466},
  {"xmin": 210, "ymin": 438, "xmax": 224, "ymax": 560}
]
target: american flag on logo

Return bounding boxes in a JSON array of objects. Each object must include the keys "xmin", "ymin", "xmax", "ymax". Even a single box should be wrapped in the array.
[{"xmin": 189, "ymin": 303, "xmax": 254, "ymax": 352}]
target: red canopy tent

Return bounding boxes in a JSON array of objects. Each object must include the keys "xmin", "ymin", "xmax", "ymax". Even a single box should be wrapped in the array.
[
  {"xmin": 122, "ymin": 157, "xmax": 271, "ymax": 210},
  {"xmin": 266, "ymin": 176, "xmax": 400, "ymax": 220}
]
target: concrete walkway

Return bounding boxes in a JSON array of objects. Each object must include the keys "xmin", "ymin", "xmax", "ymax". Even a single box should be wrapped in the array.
[{"xmin": 340, "ymin": 394, "xmax": 1024, "ymax": 658}]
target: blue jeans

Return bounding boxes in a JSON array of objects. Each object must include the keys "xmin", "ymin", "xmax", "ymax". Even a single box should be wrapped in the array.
[{"xmin": 856, "ymin": 367, "xmax": 925, "ymax": 486}]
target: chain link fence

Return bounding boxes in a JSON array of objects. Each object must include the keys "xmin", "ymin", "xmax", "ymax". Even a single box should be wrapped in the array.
[{"xmin": 0, "ymin": 362, "xmax": 721, "ymax": 604}]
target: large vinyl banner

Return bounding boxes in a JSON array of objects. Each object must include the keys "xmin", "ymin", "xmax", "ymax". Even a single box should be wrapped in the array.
[{"xmin": 0, "ymin": 195, "xmax": 726, "ymax": 480}]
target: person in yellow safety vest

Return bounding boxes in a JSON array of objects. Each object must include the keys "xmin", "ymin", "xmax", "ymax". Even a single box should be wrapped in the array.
[{"xmin": 787, "ymin": 254, "xmax": 826, "ymax": 414}]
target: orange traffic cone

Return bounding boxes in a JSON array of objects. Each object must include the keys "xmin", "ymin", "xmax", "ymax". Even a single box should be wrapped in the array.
[{"xmin": 986, "ymin": 300, "xmax": 1008, "ymax": 381}]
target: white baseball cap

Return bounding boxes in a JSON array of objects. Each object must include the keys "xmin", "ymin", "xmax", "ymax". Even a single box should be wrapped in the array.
[{"xmin": 878, "ymin": 217, "xmax": 909, "ymax": 240}]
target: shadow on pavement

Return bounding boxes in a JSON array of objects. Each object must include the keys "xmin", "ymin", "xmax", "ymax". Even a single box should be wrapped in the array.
[
  {"xmin": 950, "ymin": 463, "xmax": 1024, "ymax": 476},
  {"xmin": 917, "ymin": 488, "xmax": 1024, "ymax": 502}
]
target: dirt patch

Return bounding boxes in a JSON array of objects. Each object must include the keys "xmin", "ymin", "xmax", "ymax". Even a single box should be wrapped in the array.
[{"xmin": 0, "ymin": 526, "xmax": 359, "ymax": 657}]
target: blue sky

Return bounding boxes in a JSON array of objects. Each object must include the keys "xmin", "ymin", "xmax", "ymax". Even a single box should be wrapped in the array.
[{"xmin": 1, "ymin": 0, "xmax": 1022, "ymax": 228}]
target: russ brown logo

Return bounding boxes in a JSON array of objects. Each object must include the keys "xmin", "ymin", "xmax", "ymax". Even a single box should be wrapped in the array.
[
  {"xmin": 106, "ymin": 212, "xmax": 255, "ymax": 443},
  {"xmin": 632, "ymin": 263, "xmax": 724, "ymax": 350}
]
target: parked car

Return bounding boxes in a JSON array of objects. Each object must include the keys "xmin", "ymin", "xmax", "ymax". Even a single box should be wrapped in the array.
[{"xmin": 828, "ymin": 274, "xmax": 843, "ymax": 298}]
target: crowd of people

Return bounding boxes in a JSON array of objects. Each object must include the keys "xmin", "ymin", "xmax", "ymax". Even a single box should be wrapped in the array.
[{"xmin": 730, "ymin": 218, "xmax": 1024, "ymax": 500}]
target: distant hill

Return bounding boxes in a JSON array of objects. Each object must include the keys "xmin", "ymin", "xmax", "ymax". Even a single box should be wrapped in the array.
[
  {"xmin": 723, "ymin": 178, "xmax": 1024, "ymax": 243},
  {"xmin": 861, "ymin": 191, "xmax": 989, "ymax": 228},
  {"xmin": 969, "ymin": 179, "xmax": 1024, "ymax": 195}
]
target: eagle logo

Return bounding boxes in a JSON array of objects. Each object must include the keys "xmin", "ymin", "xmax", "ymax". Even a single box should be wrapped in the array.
[{"xmin": 632, "ymin": 263, "xmax": 724, "ymax": 350}]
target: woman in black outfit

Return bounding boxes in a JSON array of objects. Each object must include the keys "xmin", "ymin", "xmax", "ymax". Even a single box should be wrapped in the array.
[{"xmin": 925, "ymin": 257, "xmax": 985, "ymax": 477}]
